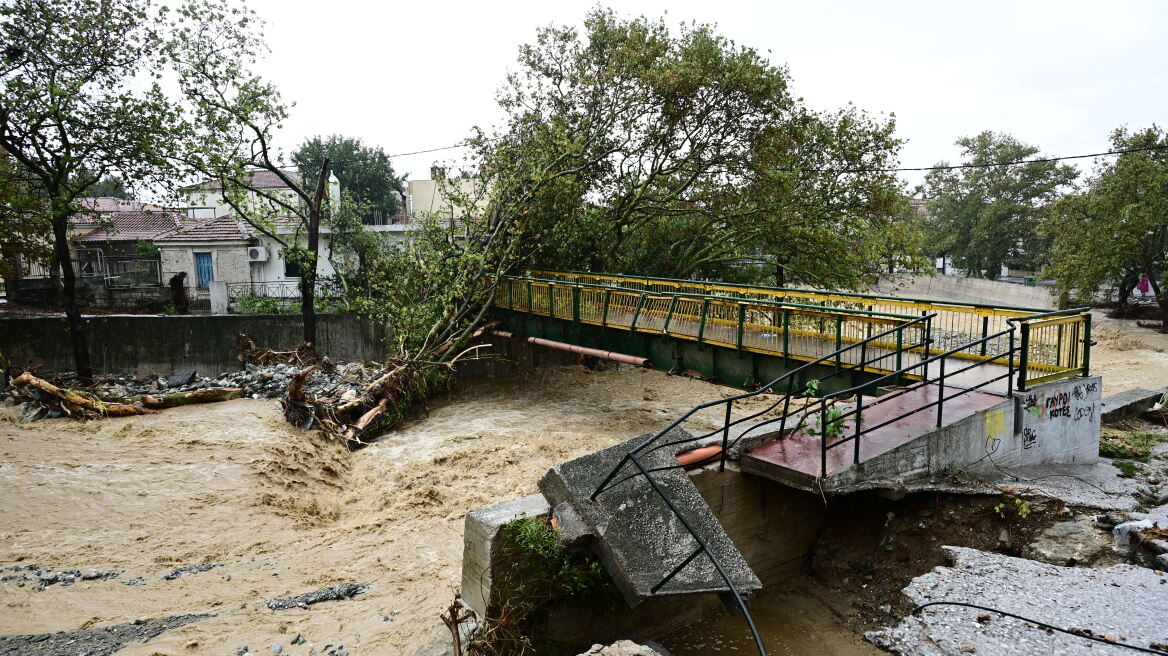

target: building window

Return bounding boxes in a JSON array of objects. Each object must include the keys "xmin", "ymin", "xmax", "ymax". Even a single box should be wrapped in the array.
[{"xmin": 284, "ymin": 257, "xmax": 301, "ymax": 279}]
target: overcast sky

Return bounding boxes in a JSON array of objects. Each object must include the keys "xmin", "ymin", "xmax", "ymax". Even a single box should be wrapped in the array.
[{"xmin": 246, "ymin": 0, "xmax": 1166, "ymax": 188}]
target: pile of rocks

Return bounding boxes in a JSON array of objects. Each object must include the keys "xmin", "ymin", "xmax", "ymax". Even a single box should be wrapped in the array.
[
  {"xmin": 577, "ymin": 641, "xmax": 666, "ymax": 656},
  {"xmin": 35, "ymin": 362, "xmax": 381, "ymax": 403}
]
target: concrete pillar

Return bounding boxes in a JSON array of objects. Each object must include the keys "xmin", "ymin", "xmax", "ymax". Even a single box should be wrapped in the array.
[
  {"xmin": 460, "ymin": 494, "xmax": 550, "ymax": 618},
  {"xmin": 209, "ymin": 280, "xmax": 228, "ymax": 315}
]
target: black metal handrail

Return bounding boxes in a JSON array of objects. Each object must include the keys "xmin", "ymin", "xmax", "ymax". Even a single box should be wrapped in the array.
[
  {"xmin": 583, "ymin": 313, "xmax": 935, "ymax": 656},
  {"xmin": 590, "ymin": 313, "xmax": 937, "ymax": 498},
  {"xmin": 815, "ymin": 328, "xmax": 1017, "ymax": 476}
]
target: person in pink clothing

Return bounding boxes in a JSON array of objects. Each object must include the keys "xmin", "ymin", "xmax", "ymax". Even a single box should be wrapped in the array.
[{"xmin": 1137, "ymin": 273, "xmax": 1151, "ymax": 297}]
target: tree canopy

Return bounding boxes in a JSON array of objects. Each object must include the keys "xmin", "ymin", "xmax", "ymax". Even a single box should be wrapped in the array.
[
  {"xmin": 450, "ymin": 9, "xmax": 922, "ymax": 288},
  {"xmin": 292, "ymin": 135, "xmax": 405, "ymax": 224},
  {"xmin": 1042, "ymin": 126, "xmax": 1168, "ymax": 316},
  {"xmin": 919, "ymin": 131, "xmax": 1078, "ymax": 279},
  {"xmin": 0, "ymin": 0, "xmax": 256, "ymax": 378}
]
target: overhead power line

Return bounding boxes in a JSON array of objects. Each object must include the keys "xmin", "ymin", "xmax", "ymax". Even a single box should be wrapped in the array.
[
  {"xmin": 843, "ymin": 143, "xmax": 1168, "ymax": 174},
  {"xmin": 383, "ymin": 142, "xmax": 1168, "ymax": 173},
  {"xmin": 387, "ymin": 144, "xmax": 466, "ymax": 158}
]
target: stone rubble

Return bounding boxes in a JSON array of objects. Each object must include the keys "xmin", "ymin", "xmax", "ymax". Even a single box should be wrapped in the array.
[
  {"xmin": 40, "ymin": 361, "xmax": 380, "ymax": 403},
  {"xmin": 577, "ymin": 640, "xmax": 666, "ymax": 656}
]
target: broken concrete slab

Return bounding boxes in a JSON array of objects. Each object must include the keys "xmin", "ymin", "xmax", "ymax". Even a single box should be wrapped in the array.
[
  {"xmin": 1101, "ymin": 386, "xmax": 1167, "ymax": 422},
  {"xmin": 539, "ymin": 427, "xmax": 760, "ymax": 606},
  {"xmin": 866, "ymin": 546, "xmax": 1168, "ymax": 656},
  {"xmin": 166, "ymin": 369, "xmax": 197, "ymax": 388},
  {"xmin": 856, "ymin": 461, "xmax": 1144, "ymax": 512},
  {"xmin": 1024, "ymin": 521, "xmax": 1112, "ymax": 566}
]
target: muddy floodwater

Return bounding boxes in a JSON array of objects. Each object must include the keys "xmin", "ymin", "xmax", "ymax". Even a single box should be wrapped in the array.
[
  {"xmin": 2, "ymin": 319, "xmax": 1166, "ymax": 655},
  {"xmin": 661, "ymin": 587, "xmax": 881, "ymax": 655},
  {"xmin": 0, "ymin": 366, "xmax": 783, "ymax": 655}
]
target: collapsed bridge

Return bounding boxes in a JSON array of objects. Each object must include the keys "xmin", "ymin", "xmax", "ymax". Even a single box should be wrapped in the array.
[{"xmin": 471, "ymin": 270, "xmax": 1100, "ymax": 655}]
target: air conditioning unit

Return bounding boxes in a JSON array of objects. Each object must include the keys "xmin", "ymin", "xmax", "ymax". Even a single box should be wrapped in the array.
[{"xmin": 247, "ymin": 246, "xmax": 269, "ymax": 262}]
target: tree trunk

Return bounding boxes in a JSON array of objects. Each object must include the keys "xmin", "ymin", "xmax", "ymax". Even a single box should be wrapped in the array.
[
  {"xmin": 1149, "ymin": 273, "xmax": 1168, "ymax": 327},
  {"xmin": 51, "ymin": 206, "xmax": 93, "ymax": 381},
  {"xmin": 1115, "ymin": 273, "xmax": 1138, "ymax": 309},
  {"xmin": 302, "ymin": 157, "xmax": 331, "ymax": 346}
]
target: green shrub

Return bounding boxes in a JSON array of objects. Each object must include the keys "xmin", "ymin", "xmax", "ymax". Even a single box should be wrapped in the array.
[{"xmin": 473, "ymin": 516, "xmax": 619, "ymax": 654}]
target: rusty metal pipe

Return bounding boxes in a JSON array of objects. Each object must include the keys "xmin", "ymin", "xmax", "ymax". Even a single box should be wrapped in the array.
[{"xmin": 490, "ymin": 330, "xmax": 652, "ymax": 367}]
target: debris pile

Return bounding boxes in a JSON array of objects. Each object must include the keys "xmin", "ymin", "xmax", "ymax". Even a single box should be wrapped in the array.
[{"xmin": 0, "ymin": 565, "xmax": 120, "ymax": 591}]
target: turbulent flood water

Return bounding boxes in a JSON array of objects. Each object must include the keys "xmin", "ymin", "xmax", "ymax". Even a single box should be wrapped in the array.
[
  {"xmin": 0, "ymin": 366, "xmax": 790, "ymax": 655},
  {"xmin": 660, "ymin": 588, "xmax": 881, "ymax": 655}
]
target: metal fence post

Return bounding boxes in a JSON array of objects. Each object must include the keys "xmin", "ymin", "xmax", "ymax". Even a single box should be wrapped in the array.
[
  {"xmin": 736, "ymin": 303, "xmax": 746, "ymax": 351},
  {"xmin": 721, "ymin": 402, "xmax": 732, "ymax": 472},
  {"xmin": 663, "ymin": 296, "xmax": 679, "ymax": 334},
  {"xmin": 630, "ymin": 294, "xmax": 646, "ymax": 331},
  {"xmin": 1082, "ymin": 313, "xmax": 1092, "ymax": 377},
  {"xmin": 1018, "ymin": 322, "xmax": 1030, "ymax": 392},
  {"xmin": 936, "ymin": 357, "xmax": 946, "ymax": 428},
  {"xmin": 782, "ymin": 309, "xmax": 791, "ymax": 366},
  {"xmin": 697, "ymin": 298, "xmax": 710, "ymax": 345}
]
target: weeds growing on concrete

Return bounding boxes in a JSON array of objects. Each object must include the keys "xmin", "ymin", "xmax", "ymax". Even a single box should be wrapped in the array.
[
  {"xmin": 467, "ymin": 516, "xmax": 620, "ymax": 655},
  {"xmin": 1099, "ymin": 429, "xmax": 1168, "ymax": 462}
]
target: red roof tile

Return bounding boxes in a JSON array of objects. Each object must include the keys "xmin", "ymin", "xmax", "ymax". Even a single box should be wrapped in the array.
[
  {"xmin": 154, "ymin": 217, "xmax": 251, "ymax": 242},
  {"xmin": 183, "ymin": 169, "xmax": 300, "ymax": 191},
  {"xmin": 77, "ymin": 211, "xmax": 186, "ymax": 243},
  {"xmin": 78, "ymin": 197, "xmax": 164, "ymax": 213}
]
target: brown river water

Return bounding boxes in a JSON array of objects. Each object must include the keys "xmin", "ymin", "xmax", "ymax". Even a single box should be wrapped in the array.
[
  {"xmin": 1, "ymin": 323, "xmax": 1162, "ymax": 655},
  {"xmin": 0, "ymin": 367, "xmax": 789, "ymax": 655}
]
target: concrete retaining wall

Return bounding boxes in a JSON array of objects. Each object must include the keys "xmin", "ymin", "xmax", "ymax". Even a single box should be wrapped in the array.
[
  {"xmin": 461, "ymin": 465, "xmax": 824, "ymax": 648},
  {"xmin": 0, "ymin": 314, "xmax": 387, "ymax": 376},
  {"xmin": 833, "ymin": 376, "xmax": 1101, "ymax": 488},
  {"xmin": 872, "ymin": 274, "xmax": 1056, "ymax": 310}
]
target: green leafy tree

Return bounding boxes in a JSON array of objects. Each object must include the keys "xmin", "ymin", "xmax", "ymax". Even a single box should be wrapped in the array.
[
  {"xmin": 919, "ymin": 132, "xmax": 1078, "ymax": 279},
  {"xmin": 77, "ymin": 172, "xmax": 132, "ymax": 199},
  {"xmin": 1042, "ymin": 126, "xmax": 1168, "ymax": 319},
  {"xmin": 0, "ymin": 0, "xmax": 254, "ymax": 379},
  {"xmin": 292, "ymin": 135, "xmax": 405, "ymax": 224},
  {"xmin": 176, "ymin": 11, "xmax": 340, "ymax": 346},
  {"xmin": 471, "ymin": 9, "xmax": 922, "ymax": 288},
  {"xmin": 0, "ymin": 152, "xmax": 51, "ymax": 279}
]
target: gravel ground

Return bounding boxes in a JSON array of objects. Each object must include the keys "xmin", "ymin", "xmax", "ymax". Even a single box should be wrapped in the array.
[
  {"xmin": 866, "ymin": 546, "xmax": 1168, "ymax": 655},
  {"xmin": 0, "ymin": 614, "xmax": 211, "ymax": 656}
]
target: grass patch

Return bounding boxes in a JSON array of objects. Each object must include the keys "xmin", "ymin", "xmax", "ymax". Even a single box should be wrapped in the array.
[
  {"xmin": 1112, "ymin": 460, "xmax": 1143, "ymax": 478},
  {"xmin": 470, "ymin": 516, "xmax": 621, "ymax": 655},
  {"xmin": 1099, "ymin": 429, "xmax": 1168, "ymax": 462}
]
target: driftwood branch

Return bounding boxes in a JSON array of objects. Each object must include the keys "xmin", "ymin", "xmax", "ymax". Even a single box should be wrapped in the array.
[{"xmin": 12, "ymin": 372, "xmax": 159, "ymax": 417}]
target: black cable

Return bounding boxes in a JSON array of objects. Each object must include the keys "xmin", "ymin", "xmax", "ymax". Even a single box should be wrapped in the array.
[
  {"xmin": 387, "ymin": 144, "xmax": 465, "ymax": 158},
  {"xmin": 912, "ymin": 601, "xmax": 1168, "ymax": 655},
  {"xmin": 381, "ymin": 142, "xmax": 1168, "ymax": 172},
  {"xmin": 826, "ymin": 144, "xmax": 1168, "ymax": 174}
]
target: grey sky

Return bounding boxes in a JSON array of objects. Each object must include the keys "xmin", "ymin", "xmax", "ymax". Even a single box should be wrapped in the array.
[{"xmin": 247, "ymin": 0, "xmax": 1167, "ymax": 187}]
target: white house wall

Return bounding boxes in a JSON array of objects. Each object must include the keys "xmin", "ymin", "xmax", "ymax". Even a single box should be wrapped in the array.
[
  {"xmin": 159, "ymin": 245, "xmax": 251, "ymax": 288},
  {"xmin": 180, "ymin": 188, "xmax": 302, "ymax": 220}
]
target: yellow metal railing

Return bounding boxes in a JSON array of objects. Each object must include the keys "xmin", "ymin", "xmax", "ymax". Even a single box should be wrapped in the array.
[
  {"xmin": 497, "ymin": 276, "xmax": 931, "ymax": 378},
  {"xmin": 1015, "ymin": 310, "xmax": 1092, "ymax": 389},
  {"xmin": 525, "ymin": 270, "xmax": 1049, "ymax": 363}
]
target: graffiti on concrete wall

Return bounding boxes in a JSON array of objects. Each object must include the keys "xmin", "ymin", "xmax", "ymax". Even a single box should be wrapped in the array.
[
  {"xmin": 984, "ymin": 408, "xmax": 1006, "ymax": 452},
  {"xmin": 1018, "ymin": 380, "xmax": 1099, "ymax": 453}
]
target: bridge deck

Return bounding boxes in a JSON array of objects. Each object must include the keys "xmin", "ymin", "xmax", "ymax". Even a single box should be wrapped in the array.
[{"xmin": 740, "ymin": 383, "xmax": 1005, "ymax": 489}]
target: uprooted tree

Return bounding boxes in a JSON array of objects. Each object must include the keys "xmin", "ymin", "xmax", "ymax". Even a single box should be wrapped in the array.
[{"xmin": 277, "ymin": 10, "xmax": 931, "ymax": 443}]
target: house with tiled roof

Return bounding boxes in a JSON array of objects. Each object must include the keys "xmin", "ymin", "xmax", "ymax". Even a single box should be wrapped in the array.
[
  {"xmin": 150, "ymin": 217, "xmax": 255, "ymax": 293},
  {"xmin": 177, "ymin": 168, "xmax": 301, "ymax": 220}
]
